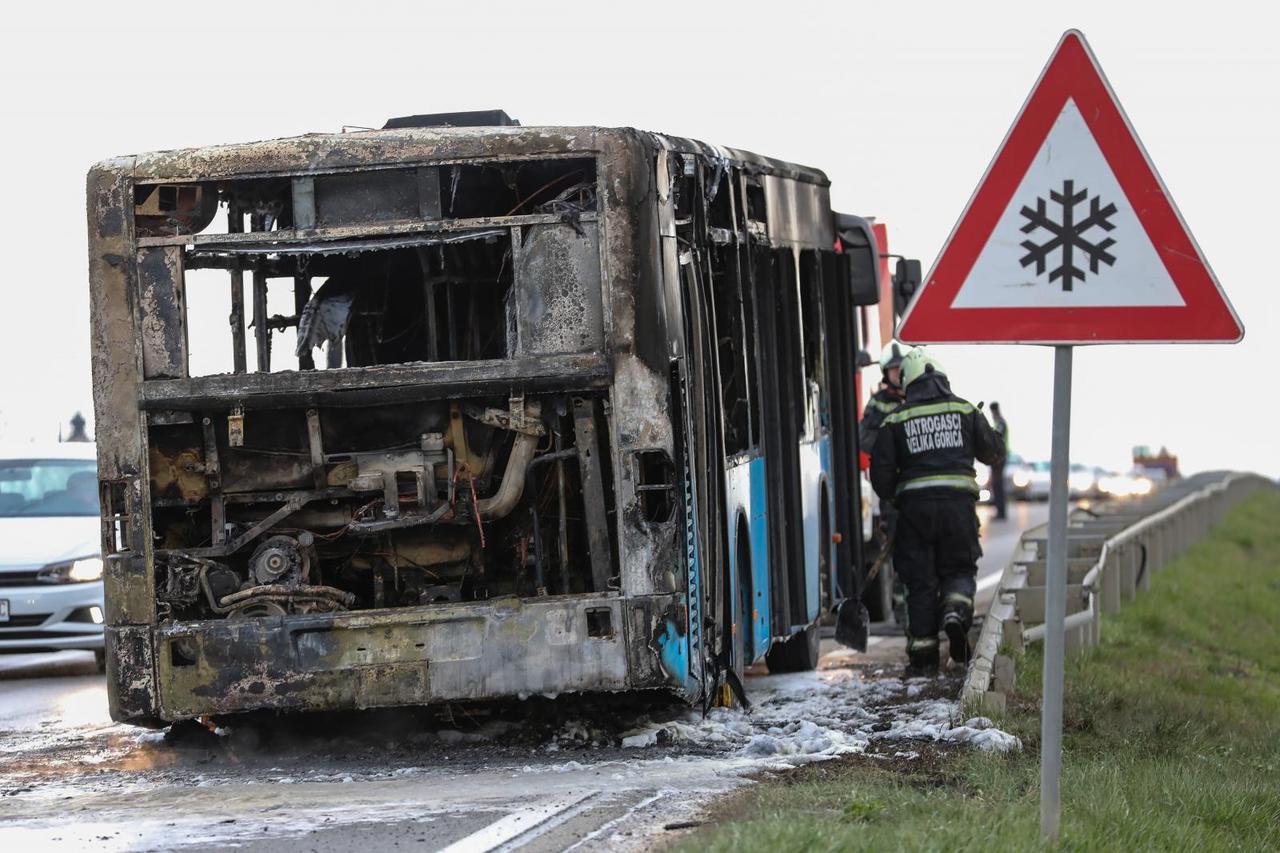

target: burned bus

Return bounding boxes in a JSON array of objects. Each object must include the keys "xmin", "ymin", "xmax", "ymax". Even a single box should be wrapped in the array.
[{"xmin": 87, "ymin": 112, "xmax": 887, "ymax": 725}]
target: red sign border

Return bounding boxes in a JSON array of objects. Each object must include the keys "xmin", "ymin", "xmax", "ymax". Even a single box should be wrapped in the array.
[{"xmin": 897, "ymin": 30, "xmax": 1243, "ymax": 345}]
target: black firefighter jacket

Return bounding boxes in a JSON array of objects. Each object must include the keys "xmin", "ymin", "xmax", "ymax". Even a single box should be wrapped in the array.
[{"xmin": 870, "ymin": 374, "xmax": 1006, "ymax": 504}]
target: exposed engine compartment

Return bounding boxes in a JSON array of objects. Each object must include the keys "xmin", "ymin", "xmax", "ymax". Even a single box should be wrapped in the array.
[
  {"xmin": 151, "ymin": 393, "xmax": 616, "ymax": 624},
  {"xmin": 123, "ymin": 150, "xmax": 623, "ymax": 627}
]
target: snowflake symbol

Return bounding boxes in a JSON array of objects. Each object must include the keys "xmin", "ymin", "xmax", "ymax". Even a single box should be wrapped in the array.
[{"xmin": 1019, "ymin": 179, "xmax": 1118, "ymax": 291}]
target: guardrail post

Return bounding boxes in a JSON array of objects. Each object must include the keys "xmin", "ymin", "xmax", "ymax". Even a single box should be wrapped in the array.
[
  {"xmin": 1119, "ymin": 541, "xmax": 1136, "ymax": 603},
  {"xmin": 1090, "ymin": 593, "xmax": 1101, "ymax": 647},
  {"xmin": 1102, "ymin": 549, "xmax": 1121, "ymax": 615},
  {"xmin": 1138, "ymin": 532, "xmax": 1152, "ymax": 593}
]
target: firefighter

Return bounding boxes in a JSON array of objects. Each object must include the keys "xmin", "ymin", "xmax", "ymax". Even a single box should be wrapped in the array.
[
  {"xmin": 870, "ymin": 348, "xmax": 1006, "ymax": 672},
  {"xmin": 861, "ymin": 342, "xmax": 911, "ymax": 625},
  {"xmin": 859, "ymin": 342, "xmax": 911, "ymax": 455}
]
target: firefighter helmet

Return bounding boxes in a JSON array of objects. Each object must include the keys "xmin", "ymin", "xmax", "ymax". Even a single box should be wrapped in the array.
[
  {"xmin": 878, "ymin": 341, "xmax": 912, "ymax": 374},
  {"xmin": 900, "ymin": 347, "xmax": 946, "ymax": 389}
]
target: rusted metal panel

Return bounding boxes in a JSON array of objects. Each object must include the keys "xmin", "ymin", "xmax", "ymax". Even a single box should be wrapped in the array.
[
  {"xmin": 165, "ymin": 211, "xmax": 593, "ymax": 250},
  {"xmin": 87, "ymin": 161, "xmax": 143, "ymax": 480},
  {"xmin": 291, "ymin": 177, "xmax": 316, "ymax": 231},
  {"xmin": 573, "ymin": 398, "xmax": 614, "ymax": 592},
  {"xmin": 89, "ymin": 162, "xmax": 159, "ymax": 630},
  {"xmin": 136, "ymin": 246, "xmax": 188, "ymax": 380},
  {"xmin": 515, "ymin": 222, "xmax": 604, "ymax": 355},
  {"xmin": 104, "ymin": 624, "xmax": 158, "ymax": 723},
  {"xmin": 121, "ymin": 127, "xmax": 827, "ymax": 196},
  {"xmin": 762, "ymin": 175, "xmax": 834, "ymax": 250},
  {"xmin": 153, "ymin": 594, "xmax": 660, "ymax": 719},
  {"xmin": 314, "ymin": 168, "xmax": 421, "ymax": 227},
  {"xmin": 102, "ymin": 548, "xmax": 145, "ymax": 625},
  {"xmin": 137, "ymin": 352, "xmax": 612, "ymax": 410}
]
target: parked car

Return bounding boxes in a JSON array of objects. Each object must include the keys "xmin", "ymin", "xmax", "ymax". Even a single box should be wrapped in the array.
[
  {"xmin": 0, "ymin": 443, "xmax": 105, "ymax": 669},
  {"xmin": 1011, "ymin": 459, "xmax": 1052, "ymax": 501}
]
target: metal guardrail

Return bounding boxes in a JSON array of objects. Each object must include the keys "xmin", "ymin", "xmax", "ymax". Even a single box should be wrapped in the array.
[{"xmin": 962, "ymin": 472, "xmax": 1276, "ymax": 712}]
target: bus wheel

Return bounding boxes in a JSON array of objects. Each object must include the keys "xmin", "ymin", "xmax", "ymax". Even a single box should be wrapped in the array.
[{"xmin": 765, "ymin": 624, "xmax": 820, "ymax": 672}]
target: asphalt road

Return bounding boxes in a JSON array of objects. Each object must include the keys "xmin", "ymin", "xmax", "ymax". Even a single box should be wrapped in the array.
[
  {"xmin": 0, "ymin": 500, "xmax": 1048, "ymax": 852},
  {"xmin": 977, "ymin": 500, "xmax": 1050, "ymax": 608}
]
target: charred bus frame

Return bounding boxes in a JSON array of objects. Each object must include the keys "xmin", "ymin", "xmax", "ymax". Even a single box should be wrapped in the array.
[{"xmin": 87, "ymin": 117, "xmax": 883, "ymax": 725}]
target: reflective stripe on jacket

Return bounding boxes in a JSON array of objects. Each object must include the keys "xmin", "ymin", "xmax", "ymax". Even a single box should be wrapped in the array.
[{"xmin": 869, "ymin": 374, "xmax": 1005, "ymax": 502}]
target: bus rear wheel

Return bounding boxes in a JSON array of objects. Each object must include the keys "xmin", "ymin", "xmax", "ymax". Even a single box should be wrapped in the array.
[
  {"xmin": 767, "ymin": 502, "xmax": 829, "ymax": 673},
  {"xmin": 765, "ymin": 623, "xmax": 821, "ymax": 672}
]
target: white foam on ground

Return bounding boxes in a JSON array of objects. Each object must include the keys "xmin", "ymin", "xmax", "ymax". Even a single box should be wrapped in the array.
[
  {"xmin": 873, "ymin": 699, "xmax": 1022, "ymax": 753},
  {"xmin": 610, "ymin": 668, "xmax": 1021, "ymax": 761}
]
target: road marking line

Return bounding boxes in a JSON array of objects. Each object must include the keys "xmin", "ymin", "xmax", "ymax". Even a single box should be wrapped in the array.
[
  {"xmin": 438, "ymin": 791, "xmax": 599, "ymax": 853},
  {"xmin": 563, "ymin": 791, "xmax": 666, "ymax": 852}
]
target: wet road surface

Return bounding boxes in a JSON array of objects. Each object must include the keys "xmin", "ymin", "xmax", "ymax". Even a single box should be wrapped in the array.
[{"xmin": 0, "ymin": 501, "xmax": 1046, "ymax": 851}]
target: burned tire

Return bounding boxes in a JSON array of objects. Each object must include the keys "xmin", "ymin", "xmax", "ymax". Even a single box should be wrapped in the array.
[
  {"xmin": 93, "ymin": 648, "xmax": 107, "ymax": 674},
  {"xmin": 765, "ymin": 623, "xmax": 821, "ymax": 673}
]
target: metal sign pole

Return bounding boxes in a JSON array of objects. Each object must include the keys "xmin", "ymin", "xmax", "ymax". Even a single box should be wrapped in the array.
[{"xmin": 1040, "ymin": 344, "xmax": 1073, "ymax": 840}]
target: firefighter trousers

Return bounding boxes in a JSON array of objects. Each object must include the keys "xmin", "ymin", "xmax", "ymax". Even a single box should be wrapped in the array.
[{"xmin": 892, "ymin": 493, "xmax": 981, "ymax": 650}]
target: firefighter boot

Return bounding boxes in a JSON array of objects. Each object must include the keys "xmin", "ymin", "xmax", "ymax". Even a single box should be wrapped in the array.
[
  {"xmin": 905, "ymin": 636, "xmax": 939, "ymax": 676},
  {"xmin": 943, "ymin": 612, "xmax": 971, "ymax": 664},
  {"xmin": 941, "ymin": 591, "xmax": 974, "ymax": 664}
]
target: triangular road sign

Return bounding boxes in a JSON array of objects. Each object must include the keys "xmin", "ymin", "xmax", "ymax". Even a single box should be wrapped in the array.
[{"xmin": 898, "ymin": 30, "xmax": 1243, "ymax": 344}]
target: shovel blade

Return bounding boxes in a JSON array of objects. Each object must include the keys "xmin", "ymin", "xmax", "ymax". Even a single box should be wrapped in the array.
[{"xmin": 834, "ymin": 598, "xmax": 870, "ymax": 652}]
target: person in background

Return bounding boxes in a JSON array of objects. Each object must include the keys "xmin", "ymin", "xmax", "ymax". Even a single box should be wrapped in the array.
[
  {"xmin": 860, "ymin": 342, "xmax": 911, "ymax": 455},
  {"xmin": 870, "ymin": 348, "xmax": 1006, "ymax": 673},
  {"xmin": 989, "ymin": 402, "xmax": 1009, "ymax": 520},
  {"xmin": 862, "ymin": 342, "xmax": 912, "ymax": 625}
]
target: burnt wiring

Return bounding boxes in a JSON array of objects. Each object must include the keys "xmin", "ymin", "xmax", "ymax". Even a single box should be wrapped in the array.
[
  {"xmin": 503, "ymin": 169, "xmax": 587, "ymax": 217},
  {"xmin": 451, "ymin": 463, "xmax": 487, "ymax": 549}
]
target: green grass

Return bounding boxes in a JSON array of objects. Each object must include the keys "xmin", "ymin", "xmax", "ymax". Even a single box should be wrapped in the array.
[{"xmin": 676, "ymin": 490, "xmax": 1280, "ymax": 852}]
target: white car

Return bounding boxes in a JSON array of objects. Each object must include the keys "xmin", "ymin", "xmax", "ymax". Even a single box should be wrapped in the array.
[
  {"xmin": 0, "ymin": 443, "xmax": 105, "ymax": 669},
  {"xmin": 1011, "ymin": 460, "xmax": 1052, "ymax": 501}
]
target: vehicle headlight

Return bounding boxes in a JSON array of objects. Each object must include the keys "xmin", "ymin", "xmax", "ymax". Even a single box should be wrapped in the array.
[
  {"xmin": 37, "ymin": 555, "xmax": 104, "ymax": 584},
  {"xmin": 1069, "ymin": 473, "xmax": 1094, "ymax": 491},
  {"xmin": 1013, "ymin": 471, "xmax": 1031, "ymax": 488}
]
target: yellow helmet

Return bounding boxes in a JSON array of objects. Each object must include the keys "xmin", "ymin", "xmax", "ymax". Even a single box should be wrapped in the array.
[{"xmin": 900, "ymin": 347, "xmax": 946, "ymax": 389}]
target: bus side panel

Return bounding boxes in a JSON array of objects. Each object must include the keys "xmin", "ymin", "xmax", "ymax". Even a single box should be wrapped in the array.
[
  {"xmin": 819, "ymin": 435, "xmax": 834, "ymax": 613},
  {"xmin": 724, "ymin": 459, "xmax": 751, "ymax": 666},
  {"xmin": 748, "ymin": 456, "xmax": 771, "ymax": 660},
  {"xmin": 724, "ymin": 456, "xmax": 772, "ymax": 666},
  {"xmin": 797, "ymin": 437, "xmax": 826, "ymax": 626}
]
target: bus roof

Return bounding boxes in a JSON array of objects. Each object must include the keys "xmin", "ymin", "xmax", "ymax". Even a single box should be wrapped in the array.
[{"xmin": 92, "ymin": 124, "xmax": 830, "ymax": 188}]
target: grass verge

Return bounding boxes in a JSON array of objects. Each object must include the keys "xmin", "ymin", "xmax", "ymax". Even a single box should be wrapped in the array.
[{"xmin": 673, "ymin": 489, "xmax": 1280, "ymax": 852}]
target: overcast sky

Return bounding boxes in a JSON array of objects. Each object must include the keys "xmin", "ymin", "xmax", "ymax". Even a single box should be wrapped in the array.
[{"xmin": 1, "ymin": 1, "xmax": 1275, "ymax": 476}]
